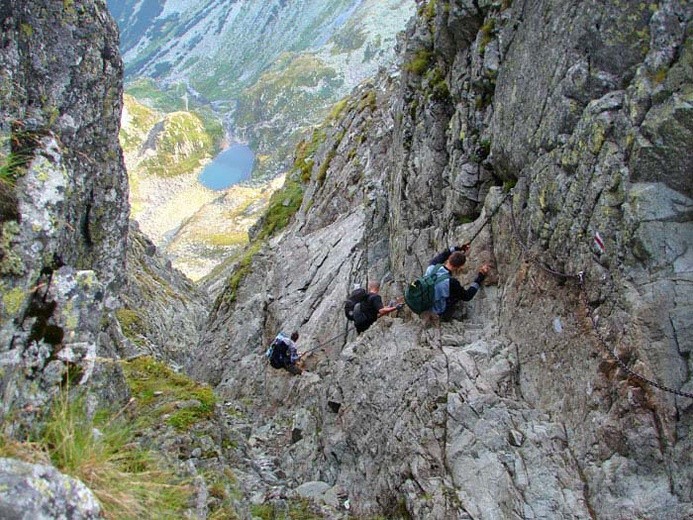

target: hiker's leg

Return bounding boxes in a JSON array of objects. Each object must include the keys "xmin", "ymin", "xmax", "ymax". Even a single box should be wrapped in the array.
[
  {"xmin": 441, "ymin": 298, "xmax": 466, "ymax": 322},
  {"xmin": 285, "ymin": 363, "xmax": 302, "ymax": 375}
]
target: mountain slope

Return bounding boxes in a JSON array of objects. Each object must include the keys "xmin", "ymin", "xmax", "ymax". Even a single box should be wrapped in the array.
[{"xmin": 193, "ymin": 0, "xmax": 693, "ymax": 517}]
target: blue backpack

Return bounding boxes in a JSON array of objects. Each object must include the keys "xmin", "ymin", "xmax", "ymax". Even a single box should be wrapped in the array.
[{"xmin": 404, "ymin": 264, "xmax": 449, "ymax": 314}]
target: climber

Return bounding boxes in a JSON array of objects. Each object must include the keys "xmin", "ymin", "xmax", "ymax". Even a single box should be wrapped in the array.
[
  {"xmin": 266, "ymin": 331, "xmax": 303, "ymax": 375},
  {"xmin": 351, "ymin": 281, "xmax": 402, "ymax": 334},
  {"xmin": 423, "ymin": 245, "xmax": 490, "ymax": 321}
]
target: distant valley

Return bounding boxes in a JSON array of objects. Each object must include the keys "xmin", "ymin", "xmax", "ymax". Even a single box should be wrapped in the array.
[{"xmin": 110, "ymin": 0, "xmax": 415, "ymax": 280}]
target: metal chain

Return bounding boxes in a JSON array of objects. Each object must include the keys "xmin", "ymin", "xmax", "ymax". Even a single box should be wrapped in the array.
[
  {"xmin": 463, "ymin": 189, "xmax": 513, "ymax": 246},
  {"xmin": 507, "ymin": 192, "xmax": 693, "ymax": 399},
  {"xmin": 577, "ymin": 273, "xmax": 693, "ymax": 399},
  {"xmin": 301, "ymin": 328, "xmax": 349, "ymax": 357}
]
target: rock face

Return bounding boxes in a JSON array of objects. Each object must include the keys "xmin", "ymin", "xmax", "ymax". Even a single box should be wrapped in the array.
[
  {"xmin": 0, "ymin": 0, "xmax": 129, "ymax": 426},
  {"xmin": 120, "ymin": 222, "xmax": 210, "ymax": 367},
  {"xmin": 196, "ymin": 1, "xmax": 693, "ymax": 518},
  {"xmin": 0, "ymin": 458, "xmax": 101, "ymax": 520}
]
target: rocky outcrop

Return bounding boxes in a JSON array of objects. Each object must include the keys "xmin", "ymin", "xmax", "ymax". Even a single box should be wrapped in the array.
[
  {"xmin": 0, "ymin": 458, "xmax": 101, "ymax": 520},
  {"xmin": 0, "ymin": 0, "xmax": 130, "ymax": 429},
  {"xmin": 197, "ymin": 0, "xmax": 693, "ymax": 518},
  {"xmin": 119, "ymin": 222, "xmax": 210, "ymax": 367}
]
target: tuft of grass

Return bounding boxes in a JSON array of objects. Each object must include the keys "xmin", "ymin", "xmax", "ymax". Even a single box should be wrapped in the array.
[
  {"xmin": 250, "ymin": 498, "xmax": 322, "ymax": 520},
  {"xmin": 256, "ymin": 176, "xmax": 304, "ymax": 241},
  {"xmin": 479, "ymin": 18, "xmax": 496, "ymax": 54},
  {"xmin": 502, "ymin": 178, "xmax": 518, "ymax": 192},
  {"xmin": 115, "ymin": 308, "xmax": 146, "ymax": 346},
  {"xmin": 0, "ymin": 151, "xmax": 30, "ymax": 186},
  {"xmin": 328, "ymin": 98, "xmax": 349, "ymax": 122},
  {"xmin": 203, "ymin": 232, "xmax": 248, "ymax": 247},
  {"xmin": 404, "ymin": 49, "xmax": 433, "ymax": 76},
  {"xmin": 122, "ymin": 356, "xmax": 216, "ymax": 431},
  {"xmin": 1, "ymin": 390, "xmax": 192, "ymax": 519},
  {"xmin": 222, "ymin": 240, "xmax": 264, "ymax": 304}
]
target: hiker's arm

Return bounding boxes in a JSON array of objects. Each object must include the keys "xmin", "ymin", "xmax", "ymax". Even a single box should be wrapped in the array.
[
  {"xmin": 429, "ymin": 245, "xmax": 468, "ymax": 266},
  {"xmin": 459, "ymin": 265, "xmax": 490, "ymax": 301},
  {"xmin": 429, "ymin": 248, "xmax": 452, "ymax": 266},
  {"xmin": 289, "ymin": 343, "xmax": 300, "ymax": 363},
  {"xmin": 378, "ymin": 305, "xmax": 398, "ymax": 317}
]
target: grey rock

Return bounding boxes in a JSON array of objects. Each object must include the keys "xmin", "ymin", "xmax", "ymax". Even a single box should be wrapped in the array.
[{"xmin": 0, "ymin": 458, "xmax": 101, "ymax": 519}]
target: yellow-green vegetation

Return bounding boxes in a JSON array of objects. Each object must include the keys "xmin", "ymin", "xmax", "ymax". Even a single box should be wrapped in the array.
[
  {"xmin": 203, "ymin": 232, "xmax": 248, "ymax": 247},
  {"xmin": 423, "ymin": 0, "xmax": 437, "ymax": 21},
  {"xmin": 425, "ymin": 67, "xmax": 450, "ymax": 101},
  {"xmin": 1, "ymin": 286, "xmax": 25, "ymax": 317},
  {"xmin": 648, "ymin": 66, "xmax": 668, "ymax": 85},
  {"xmin": 250, "ymin": 498, "xmax": 322, "ymax": 520},
  {"xmin": 329, "ymin": 98, "xmax": 349, "ymax": 122},
  {"xmin": 125, "ymin": 78, "xmax": 185, "ymax": 113},
  {"xmin": 119, "ymin": 94, "xmax": 160, "ymax": 152},
  {"xmin": 295, "ymin": 128, "xmax": 327, "ymax": 182},
  {"xmin": 122, "ymin": 356, "xmax": 216, "ymax": 431},
  {"xmin": 115, "ymin": 307, "xmax": 147, "ymax": 346},
  {"xmin": 223, "ymin": 241, "xmax": 264, "ymax": 305},
  {"xmin": 206, "ymin": 468, "xmax": 242, "ymax": 520},
  {"xmin": 0, "ymin": 151, "xmax": 27, "ymax": 186},
  {"xmin": 0, "ymin": 221, "xmax": 24, "ymax": 276},
  {"xmin": 358, "ymin": 90, "xmax": 377, "ymax": 112},
  {"xmin": 140, "ymin": 111, "xmax": 216, "ymax": 177},
  {"xmin": 257, "ymin": 176, "xmax": 304, "ymax": 240},
  {"xmin": 317, "ymin": 148, "xmax": 336, "ymax": 185},
  {"xmin": 0, "ymin": 390, "xmax": 192, "ymax": 519},
  {"xmin": 19, "ymin": 23, "xmax": 33, "ymax": 38},
  {"xmin": 404, "ymin": 49, "xmax": 434, "ymax": 76},
  {"xmin": 479, "ymin": 18, "xmax": 496, "ymax": 54},
  {"xmin": 235, "ymin": 53, "xmax": 341, "ymax": 127},
  {"xmin": 502, "ymin": 178, "xmax": 518, "ymax": 192}
]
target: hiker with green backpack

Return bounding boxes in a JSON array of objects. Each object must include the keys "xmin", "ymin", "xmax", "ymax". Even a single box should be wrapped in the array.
[{"xmin": 405, "ymin": 245, "xmax": 490, "ymax": 321}]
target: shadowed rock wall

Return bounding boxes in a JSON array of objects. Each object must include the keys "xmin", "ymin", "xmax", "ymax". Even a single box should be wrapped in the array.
[{"xmin": 0, "ymin": 0, "xmax": 129, "ymax": 428}]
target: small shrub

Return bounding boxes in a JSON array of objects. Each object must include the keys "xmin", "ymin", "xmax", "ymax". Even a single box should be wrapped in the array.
[{"xmin": 404, "ymin": 49, "xmax": 434, "ymax": 76}]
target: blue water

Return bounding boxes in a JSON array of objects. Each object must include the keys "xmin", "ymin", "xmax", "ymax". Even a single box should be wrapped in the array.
[{"xmin": 198, "ymin": 144, "xmax": 255, "ymax": 190}]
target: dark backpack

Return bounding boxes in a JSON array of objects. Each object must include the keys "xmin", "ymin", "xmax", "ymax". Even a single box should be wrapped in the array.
[
  {"xmin": 266, "ymin": 336, "xmax": 290, "ymax": 369},
  {"xmin": 344, "ymin": 287, "xmax": 368, "ymax": 321},
  {"xmin": 404, "ymin": 264, "xmax": 450, "ymax": 314},
  {"xmin": 352, "ymin": 296, "xmax": 376, "ymax": 329}
]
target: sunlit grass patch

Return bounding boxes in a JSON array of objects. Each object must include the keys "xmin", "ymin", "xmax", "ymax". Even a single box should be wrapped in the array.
[
  {"xmin": 1, "ymin": 390, "xmax": 192, "ymax": 519},
  {"xmin": 121, "ymin": 356, "xmax": 216, "ymax": 431}
]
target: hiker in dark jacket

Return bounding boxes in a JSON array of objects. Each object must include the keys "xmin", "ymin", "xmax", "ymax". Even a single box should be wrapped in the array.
[
  {"xmin": 269, "ymin": 331, "xmax": 303, "ymax": 375},
  {"xmin": 354, "ymin": 281, "xmax": 400, "ymax": 334},
  {"xmin": 426, "ymin": 245, "xmax": 490, "ymax": 321}
]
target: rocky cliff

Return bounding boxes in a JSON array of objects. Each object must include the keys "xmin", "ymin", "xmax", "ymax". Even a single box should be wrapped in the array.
[
  {"xmin": 195, "ymin": 0, "xmax": 693, "ymax": 518},
  {"xmin": 1, "ymin": 0, "xmax": 691, "ymax": 519},
  {"xmin": 0, "ymin": 0, "xmax": 129, "ymax": 428}
]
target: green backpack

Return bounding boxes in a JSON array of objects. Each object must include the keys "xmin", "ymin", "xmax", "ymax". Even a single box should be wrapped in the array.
[{"xmin": 404, "ymin": 264, "xmax": 449, "ymax": 314}]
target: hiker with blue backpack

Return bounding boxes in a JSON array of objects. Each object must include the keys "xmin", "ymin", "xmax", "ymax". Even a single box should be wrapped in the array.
[
  {"xmin": 405, "ymin": 245, "xmax": 490, "ymax": 321},
  {"xmin": 266, "ymin": 331, "xmax": 303, "ymax": 375}
]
